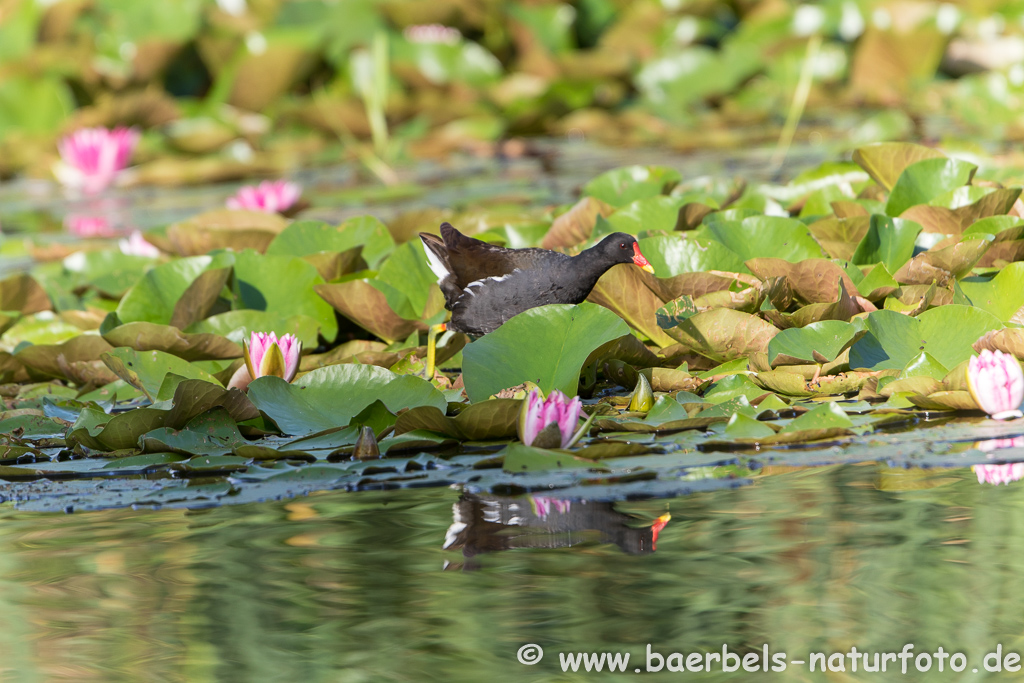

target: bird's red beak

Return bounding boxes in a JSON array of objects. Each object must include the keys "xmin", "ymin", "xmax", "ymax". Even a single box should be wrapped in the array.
[{"xmin": 632, "ymin": 243, "xmax": 655, "ymax": 274}]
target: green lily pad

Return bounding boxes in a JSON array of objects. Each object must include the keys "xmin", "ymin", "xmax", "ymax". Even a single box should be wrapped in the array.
[
  {"xmin": 266, "ymin": 216, "xmax": 394, "ymax": 268},
  {"xmin": 462, "ymin": 303, "xmax": 629, "ymax": 401},
  {"xmin": 697, "ymin": 216, "xmax": 826, "ymax": 263},
  {"xmin": 101, "ymin": 348, "xmax": 223, "ymax": 402},
  {"xmin": 582, "ymin": 165, "xmax": 682, "ymax": 207},
  {"xmin": 393, "ymin": 399, "xmax": 521, "ymax": 441},
  {"xmin": 246, "ymin": 364, "xmax": 447, "ymax": 435},
  {"xmin": 639, "ymin": 235, "xmax": 749, "ymax": 275},
  {"xmin": 959, "ymin": 263, "xmax": 1024, "ymax": 322},
  {"xmin": 116, "ymin": 253, "xmax": 235, "ymax": 326},
  {"xmin": 850, "ymin": 215, "xmax": 922, "ymax": 273},
  {"xmin": 767, "ymin": 320, "xmax": 862, "ymax": 366},
  {"xmin": 501, "ymin": 442, "xmax": 609, "ymax": 473},
  {"xmin": 885, "ymin": 157, "xmax": 977, "ymax": 216},
  {"xmin": 93, "ymin": 408, "xmax": 169, "ymax": 451},
  {"xmin": 186, "ymin": 311, "xmax": 322, "ymax": 348},
  {"xmin": 852, "ymin": 142, "xmax": 946, "ymax": 191},
  {"xmin": 141, "ymin": 408, "xmax": 246, "ymax": 457},
  {"xmin": 230, "ymin": 250, "xmax": 338, "ymax": 342},
  {"xmin": 849, "ymin": 306, "xmax": 1003, "ymax": 371}
]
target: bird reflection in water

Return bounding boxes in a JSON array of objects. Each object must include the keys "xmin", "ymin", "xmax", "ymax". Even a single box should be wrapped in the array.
[{"xmin": 442, "ymin": 493, "xmax": 670, "ymax": 570}]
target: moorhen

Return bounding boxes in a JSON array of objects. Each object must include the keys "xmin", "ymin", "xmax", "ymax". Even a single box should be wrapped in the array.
[{"xmin": 419, "ymin": 222, "xmax": 655, "ymax": 337}]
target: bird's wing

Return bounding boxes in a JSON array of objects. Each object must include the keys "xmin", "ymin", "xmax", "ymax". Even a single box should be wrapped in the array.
[{"xmin": 440, "ymin": 222, "xmax": 564, "ymax": 287}]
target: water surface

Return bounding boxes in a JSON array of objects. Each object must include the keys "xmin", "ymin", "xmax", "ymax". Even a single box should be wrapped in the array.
[{"xmin": 1, "ymin": 463, "xmax": 1022, "ymax": 682}]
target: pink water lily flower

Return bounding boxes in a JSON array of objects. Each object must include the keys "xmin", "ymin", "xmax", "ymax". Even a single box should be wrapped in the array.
[
  {"xmin": 55, "ymin": 127, "xmax": 139, "ymax": 194},
  {"xmin": 973, "ymin": 462, "xmax": 1024, "ymax": 485},
  {"xmin": 518, "ymin": 388, "xmax": 582, "ymax": 449},
  {"xmin": 967, "ymin": 349, "xmax": 1024, "ymax": 420},
  {"xmin": 227, "ymin": 331, "xmax": 302, "ymax": 392},
  {"xmin": 64, "ymin": 214, "xmax": 116, "ymax": 237},
  {"xmin": 118, "ymin": 231, "xmax": 160, "ymax": 257},
  {"xmin": 226, "ymin": 180, "xmax": 302, "ymax": 214}
]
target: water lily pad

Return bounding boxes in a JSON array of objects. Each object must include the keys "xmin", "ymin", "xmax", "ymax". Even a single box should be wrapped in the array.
[
  {"xmin": 246, "ymin": 364, "xmax": 447, "ymax": 436},
  {"xmin": 583, "ymin": 165, "xmax": 681, "ymax": 207},
  {"xmin": 885, "ymin": 158, "xmax": 977, "ymax": 216},
  {"xmin": 697, "ymin": 216, "xmax": 826, "ymax": 263},
  {"xmin": 93, "ymin": 408, "xmax": 169, "ymax": 451},
  {"xmin": 587, "ymin": 266, "xmax": 678, "ymax": 347},
  {"xmin": 767, "ymin": 320, "xmax": 862, "ymax": 366},
  {"xmin": 959, "ymin": 263, "xmax": 1024, "ymax": 322},
  {"xmin": 849, "ymin": 306, "xmax": 1003, "ymax": 371},
  {"xmin": 116, "ymin": 253, "xmax": 235, "ymax": 326},
  {"xmin": 394, "ymin": 399, "xmax": 521, "ymax": 441},
  {"xmin": 266, "ymin": 216, "xmax": 395, "ymax": 269},
  {"xmin": 462, "ymin": 304, "xmax": 628, "ymax": 401},
  {"xmin": 230, "ymin": 250, "xmax": 338, "ymax": 342},
  {"xmin": 103, "ymin": 321, "xmax": 241, "ymax": 360},
  {"xmin": 807, "ymin": 215, "xmax": 871, "ymax": 261},
  {"xmin": 0, "ymin": 273, "xmax": 50, "ymax": 315},
  {"xmin": 164, "ymin": 379, "xmax": 258, "ymax": 430},
  {"xmin": 852, "ymin": 142, "xmax": 946, "ymax": 191},
  {"xmin": 315, "ymin": 279, "xmax": 426, "ymax": 343},
  {"xmin": 141, "ymin": 408, "xmax": 246, "ymax": 457},
  {"xmin": 501, "ymin": 442, "xmax": 609, "ymax": 473},
  {"xmin": 746, "ymin": 258, "xmax": 859, "ymax": 304},
  {"xmin": 101, "ymin": 348, "xmax": 223, "ymax": 402},
  {"xmin": 186, "ymin": 311, "xmax": 322, "ymax": 348},
  {"xmin": 901, "ymin": 188, "xmax": 1021, "ymax": 236},
  {"xmin": 661, "ymin": 308, "xmax": 779, "ymax": 363},
  {"xmin": 639, "ymin": 235, "xmax": 748, "ymax": 275},
  {"xmin": 14, "ymin": 335, "xmax": 114, "ymax": 380},
  {"xmin": 541, "ymin": 196, "xmax": 615, "ymax": 249},
  {"xmin": 850, "ymin": 215, "xmax": 921, "ymax": 273},
  {"xmin": 893, "ymin": 235, "xmax": 992, "ymax": 286}
]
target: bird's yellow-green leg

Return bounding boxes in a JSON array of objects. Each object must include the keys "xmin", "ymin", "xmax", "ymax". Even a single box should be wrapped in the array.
[{"xmin": 425, "ymin": 322, "xmax": 447, "ymax": 379}]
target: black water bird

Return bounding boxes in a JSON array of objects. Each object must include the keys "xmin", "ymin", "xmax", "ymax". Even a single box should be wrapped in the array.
[{"xmin": 419, "ymin": 222, "xmax": 655, "ymax": 337}]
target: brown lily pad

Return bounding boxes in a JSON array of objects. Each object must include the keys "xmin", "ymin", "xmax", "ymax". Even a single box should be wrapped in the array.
[
  {"xmin": 541, "ymin": 196, "xmax": 615, "ymax": 249},
  {"xmin": 103, "ymin": 321, "xmax": 242, "ymax": 361},
  {"xmin": 661, "ymin": 308, "xmax": 779, "ymax": 363},
  {"xmin": 315, "ymin": 280, "xmax": 426, "ymax": 344},
  {"xmin": 894, "ymin": 238, "xmax": 992, "ymax": 286},
  {"xmin": 0, "ymin": 273, "xmax": 51, "ymax": 315}
]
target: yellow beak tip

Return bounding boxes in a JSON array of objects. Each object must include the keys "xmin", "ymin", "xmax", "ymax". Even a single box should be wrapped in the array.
[{"xmin": 642, "ymin": 264, "xmax": 655, "ymax": 274}]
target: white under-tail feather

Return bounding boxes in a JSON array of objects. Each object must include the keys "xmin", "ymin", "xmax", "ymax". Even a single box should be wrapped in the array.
[{"xmin": 420, "ymin": 236, "xmax": 451, "ymax": 283}]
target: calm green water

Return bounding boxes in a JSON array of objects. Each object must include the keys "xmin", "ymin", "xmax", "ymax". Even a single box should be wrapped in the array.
[{"xmin": 0, "ymin": 463, "xmax": 1022, "ymax": 682}]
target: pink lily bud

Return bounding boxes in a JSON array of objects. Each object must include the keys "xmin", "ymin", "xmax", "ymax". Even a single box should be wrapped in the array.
[
  {"xmin": 972, "ymin": 462, "xmax": 1024, "ymax": 485},
  {"xmin": 967, "ymin": 349, "xmax": 1024, "ymax": 420},
  {"xmin": 517, "ymin": 388, "xmax": 582, "ymax": 449},
  {"xmin": 54, "ymin": 127, "xmax": 139, "ymax": 194},
  {"xmin": 228, "ymin": 331, "xmax": 301, "ymax": 392},
  {"xmin": 226, "ymin": 180, "xmax": 302, "ymax": 214}
]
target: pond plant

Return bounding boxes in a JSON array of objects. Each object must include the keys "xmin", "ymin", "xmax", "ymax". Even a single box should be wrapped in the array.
[
  {"xmin": 4, "ymin": 141, "xmax": 1024, "ymax": 511},
  {"xmin": 54, "ymin": 127, "xmax": 139, "ymax": 195},
  {"xmin": 226, "ymin": 180, "xmax": 303, "ymax": 215}
]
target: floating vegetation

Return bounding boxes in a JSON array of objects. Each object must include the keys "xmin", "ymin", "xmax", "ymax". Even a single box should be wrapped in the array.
[{"xmin": 3, "ymin": 142, "xmax": 1024, "ymax": 512}]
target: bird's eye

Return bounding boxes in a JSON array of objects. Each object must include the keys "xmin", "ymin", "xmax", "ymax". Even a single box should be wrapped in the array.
[{"xmin": 620, "ymin": 243, "xmax": 628, "ymax": 249}]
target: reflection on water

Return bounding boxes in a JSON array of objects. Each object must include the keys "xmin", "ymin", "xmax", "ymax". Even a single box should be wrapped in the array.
[
  {"xmin": 443, "ymin": 493, "xmax": 670, "ymax": 569},
  {"xmin": 1, "ymin": 463, "xmax": 1024, "ymax": 681}
]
